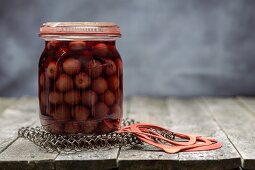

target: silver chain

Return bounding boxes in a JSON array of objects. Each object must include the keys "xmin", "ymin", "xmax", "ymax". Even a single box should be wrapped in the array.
[{"xmin": 18, "ymin": 119, "xmax": 175, "ymax": 153}]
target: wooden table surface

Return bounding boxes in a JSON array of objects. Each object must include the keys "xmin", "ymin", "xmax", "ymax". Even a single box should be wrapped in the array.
[{"xmin": 0, "ymin": 96, "xmax": 255, "ymax": 170}]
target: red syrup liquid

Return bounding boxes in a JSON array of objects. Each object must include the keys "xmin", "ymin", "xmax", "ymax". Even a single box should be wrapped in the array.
[{"xmin": 39, "ymin": 41, "xmax": 123, "ymax": 135}]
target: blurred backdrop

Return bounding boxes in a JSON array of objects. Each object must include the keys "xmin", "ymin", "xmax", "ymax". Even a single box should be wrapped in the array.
[{"xmin": 0, "ymin": 0, "xmax": 255, "ymax": 97}]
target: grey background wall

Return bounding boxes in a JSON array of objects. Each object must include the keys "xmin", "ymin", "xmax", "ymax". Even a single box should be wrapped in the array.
[{"xmin": 0, "ymin": 0, "xmax": 255, "ymax": 97}]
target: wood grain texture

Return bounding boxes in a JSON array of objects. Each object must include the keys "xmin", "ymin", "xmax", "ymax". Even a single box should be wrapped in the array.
[
  {"xmin": 0, "ymin": 97, "xmax": 17, "ymax": 115},
  {"xmin": 55, "ymin": 149, "xmax": 119, "ymax": 170},
  {"xmin": 238, "ymin": 97, "xmax": 255, "ymax": 117},
  {"xmin": 118, "ymin": 97, "xmax": 179, "ymax": 170},
  {"xmin": 0, "ymin": 97, "xmax": 53, "ymax": 170},
  {"xmin": 0, "ymin": 138, "xmax": 56, "ymax": 170},
  {"xmin": 0, "ymin": 97, "xmax": 38, "ymax": 153},
  {"xmin": 0, "ymin": 97, "xmax": 250, "ymax": 170},
  {"xmin": 204, "ymin": 98, "xmax": 255, "ymax": 170},
  {"xmin": 166, "ymin": 98, "xmax": 241, "ymax": 170}
]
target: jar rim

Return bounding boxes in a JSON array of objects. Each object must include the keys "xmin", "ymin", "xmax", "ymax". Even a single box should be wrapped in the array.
[{"xmin": 39, "ymin": 22, "xmax": 121, "ymax": 40}]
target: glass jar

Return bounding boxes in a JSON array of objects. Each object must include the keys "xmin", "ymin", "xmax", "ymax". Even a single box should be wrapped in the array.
[{"xmin": 38, "ymin": 22, "xmax": 123, "ymax": 135}]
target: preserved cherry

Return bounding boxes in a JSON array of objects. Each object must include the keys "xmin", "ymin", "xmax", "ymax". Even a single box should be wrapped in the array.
[
  {"xmin": 92, "ymin": 77, "xmax": 108, "ymax": 94},
  {"xmin": 82, "ymin": 90, "xmax": 98, "ymax": 107},
  {"xmin": 53, "ymin": 105, "xmax": 71, "ymax": 121},
  {"xmin": 104, "ymin": 59, "xmax": 117, "ymax": 76},
  {"xmin": 107, "ymin": 75, "xmax": 119, "ymax": 91},
  {"xmin": 75, "ymin": 72, "xmax": 91, "ymax": 89},
  {"xmin": 69, "ymin": 41, "xmax": 86, "ymax": 51},
  {"xmin": 100, "ymin": 90, "xmax": 115, "ymax": 106},
  {"xmin": 86, "ymin": 60, "xmax": 103, "ymax": 79},
  {"xmin": 56, "ymin": 74, "xmax": 73, "ymax": 92},
  {"xmin": 64, "ymin": 90, "xmax": 81, "ymax": 105},
  {"xmin": 92, "ymin": 43, "xmax": 108, "ymax": 57},
  {"xmin": 94, "ymin": 102, "xmax": 109, "ymax": 119},
  {"xmin": 46, "ymin": 62, "xmax": 58, "ymax": 78},
  {"xmin": 63, "ymin": 58, "xmax": 81, "ymax": 75},
  {"xmin": 49, "ymin": 91, "xmax": 63, "ymax": 104},
  {"xmin": 74, "ymin": 106, "xmax": 90, "ymax": 121},
  {"xmin": 39, "ymin": 22, "xmax": 122, "ymax": 135}
]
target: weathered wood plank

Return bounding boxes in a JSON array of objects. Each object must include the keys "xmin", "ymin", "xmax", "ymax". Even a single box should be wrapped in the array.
[
  {"xmin": 166, "ymin": 98, "xmax": 241, "ymax": 170},
  {"xmin": 54, "ymin": 99, "xmax": 129, "ymax": 170},
  {"xmin": 118, "ymin": 97, "xmax": 179, "ymax": 170},
  {"xmin": 0, "ymin": 97, "xmax": 17, "ymax": 115},
  {"xmin": 0, "ymin": 97, "xmax": 39, "ymax": 152},
  {"xmin": 55, "ymin": 149, "xmax": 118, "ymax": 170},
  {"xmin": 0, "ymin": 97, "xmax": 250, "ymax": 170},
  {"xmin": 238, "ymin": 97, "xmax": 255, "ymax": 117},
  {"xmin": 204, "ymin": 98, "xmax": 255, "ymax": 170},
  {"xmin": 0, "ymin": 138, "xmax": 56, "ymax": 170},
  {"xmin": 0, "ymin": 97, "xmax": 56, "ymax": 170}
]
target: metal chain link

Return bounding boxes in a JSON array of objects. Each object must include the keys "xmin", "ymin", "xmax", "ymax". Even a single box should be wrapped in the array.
[{"xmin": 18, "ymin": 119, "xmax": 175, "ymax": 153}]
